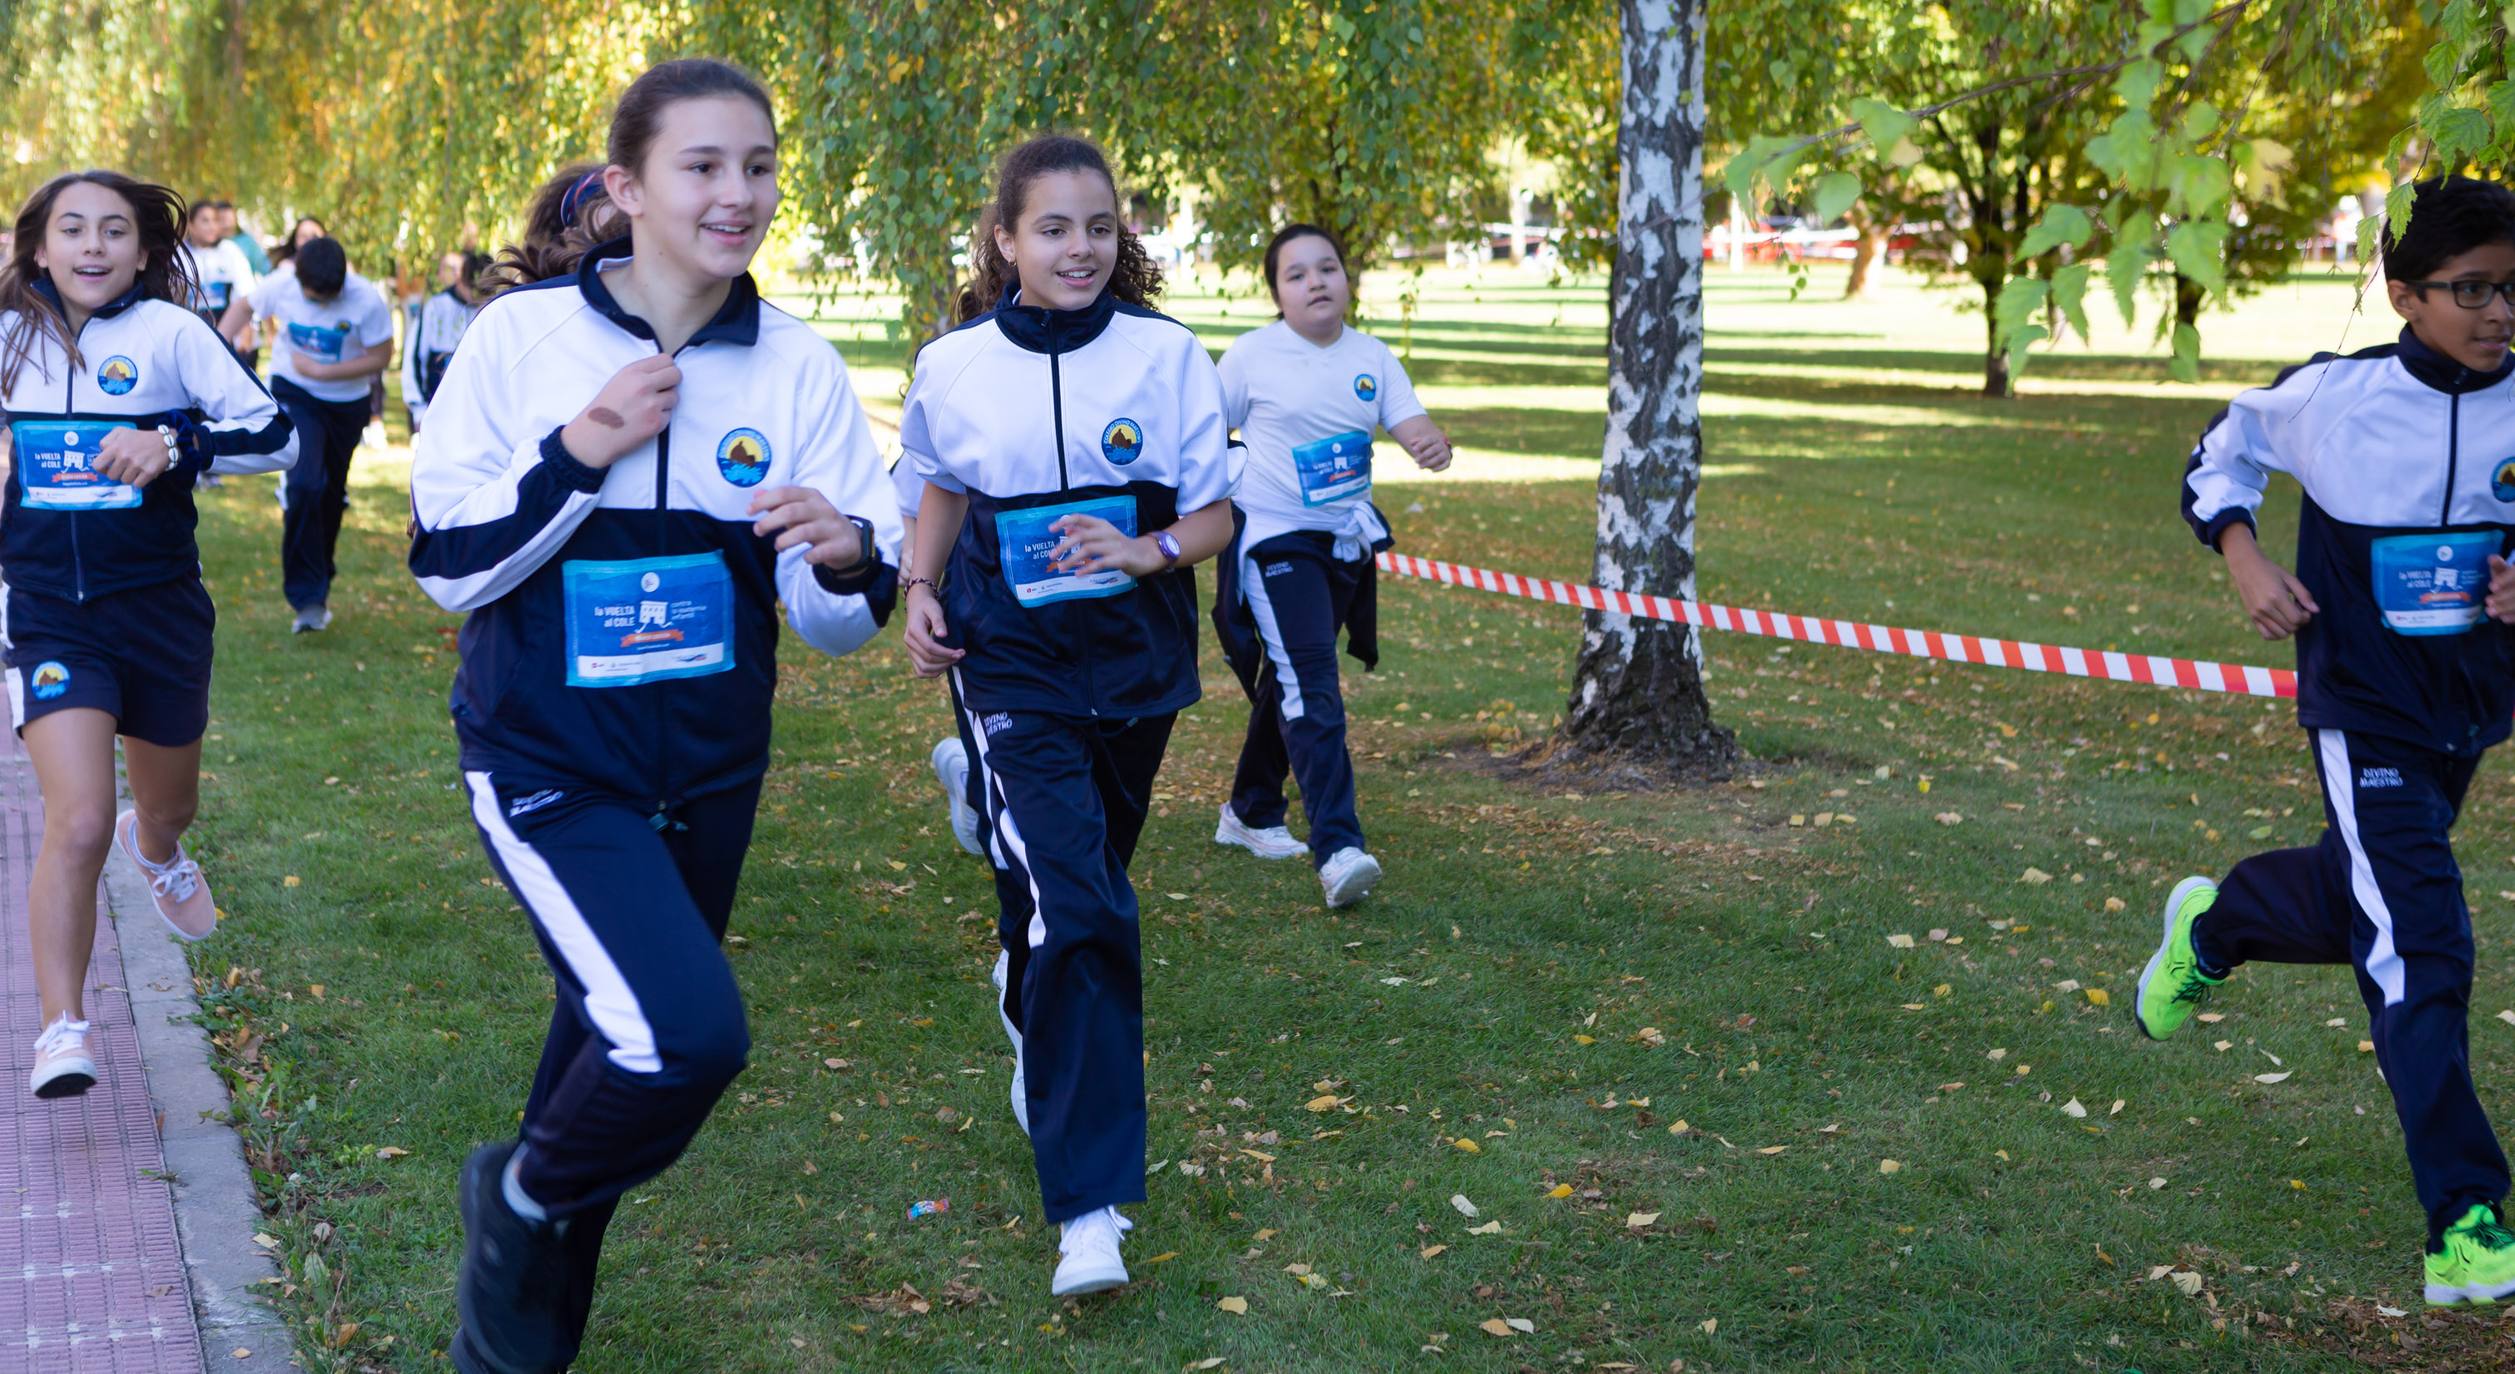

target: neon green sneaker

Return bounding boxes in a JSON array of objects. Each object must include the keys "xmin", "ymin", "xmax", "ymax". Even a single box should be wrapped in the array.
[
  {"xmin": 2426, "ymin": 1204, "xmax": 2515, "ymax": 1305},
  {"xmin": 2134, "ymin": 876, "xmax": 2226, "ymax": 1041}
]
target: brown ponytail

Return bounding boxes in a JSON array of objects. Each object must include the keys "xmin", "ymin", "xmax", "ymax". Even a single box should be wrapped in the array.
[
  {"xmin": 0, "ymin": 171, "xmax": 197, "ymax": 395},
  {"xmin": 484, "ymin": 162, "xmax": 626, "ymax": 295},
  {"xmin": 949, "ymin": 135, "xmax": 1164, "ymax": 328}
]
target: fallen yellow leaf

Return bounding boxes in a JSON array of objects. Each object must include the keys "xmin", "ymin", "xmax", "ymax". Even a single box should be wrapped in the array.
[
  {"xmin": 2085, "ymin": 989, "xmax": 2110, "ymax": 1007},
  {"xmin": 1479, "ymin": 1319, "xmax": 1516, "ymax": 1338},
  {"xmin": 1452, "ymin": 1138, "xmax": 1481, "ymax": 1154},
  {"xmin": 1626, "ymin": 1211, "xmax": 1660, "ymax": 1228},
  {"xmin": 1878, "ymin": 1159, "xmax": 1902, "ymax": 1174},
  {"xmin": 1304, "ymin": 1095, "xmax": 1341, "ymax": 1112},
  {"xmin": 1216, "ymin": 1296, "xmax": 1249, "ymax": 1315},
  {"xmin": 1545, "ymin": 1184, "xmax": 1573, "ymax": 1199},
  {"xmin": 1419, "ymin": 1244, "xmax": 1447, "ymax": 1259},
  {"xmin": 1467, "ymin": 1220, "xmax": 1503, "ymax": 1235},
  {"xmin": 282, "ymin": 875, "xmax": 302, "ymax": 888}
]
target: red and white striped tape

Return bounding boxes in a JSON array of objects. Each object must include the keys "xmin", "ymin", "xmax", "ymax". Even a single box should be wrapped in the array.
[{"xmin": 1373, "ymin": 551, "xmax": 2297, "ymax": 700}]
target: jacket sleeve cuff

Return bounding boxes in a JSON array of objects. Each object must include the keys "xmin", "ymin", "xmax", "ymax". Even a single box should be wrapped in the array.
[
  {"xmin": 813, "ymin": 557, "xmax": 898, "ymax": 626},
  {"xmin": 157, "ymin": 412, "xmax": 211, "ymax": 477},
  {"xmin": 2198, "ymin": 508, "xmax": 2256, "ymax": 553},
  {"xmin": 539, "ymin": 426, "xmax": 606, "ymax": 492}
]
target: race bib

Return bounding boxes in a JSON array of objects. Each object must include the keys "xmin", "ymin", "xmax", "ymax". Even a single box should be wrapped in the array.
[
  {"xmin": 201, "ymin": 280, "xmax": 231, "ymax": 311},
  {"xmin": 285, "ymin": 320, "xmax": 351, "ymax": 364},
  {"xmin": 11, "ymin": 421, "xmax": 140, "ymax": 510},
  {"xmin": 561, "ymin": 552, "xmax": 734, "ymax": 687},
  {"xmin": 2370, "ymin": 532, "xmax": 2498, "ymax": 636},
  {"xmin": 995, "ymin": 494, "xmax": 1138, "ymax": 607},
  {"xmin": 1290, "ymin": 429, "xmax": 1372, "ymax": 507}
]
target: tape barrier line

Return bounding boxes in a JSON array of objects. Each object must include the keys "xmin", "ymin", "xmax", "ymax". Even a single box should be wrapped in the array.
[{"xmin": 1373, "ymin": 551, "xmax": 2299, "ymax": 700}]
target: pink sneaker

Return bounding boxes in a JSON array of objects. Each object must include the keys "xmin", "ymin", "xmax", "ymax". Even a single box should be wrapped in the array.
[{"xmin": 114, "ymin": 810, "xmax": 216, "ymax": 941}]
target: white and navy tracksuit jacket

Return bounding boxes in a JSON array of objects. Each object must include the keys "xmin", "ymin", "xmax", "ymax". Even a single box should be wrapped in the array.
[
  {"xmin": 0, "ymin": 282, "xmax": 294, "ymax": 743},
  {"xmin": 402, "ymin": 286, "xmax": 479, "ymax": 428},
  {"xmin": 1213, "ymin": 320, "xmax": 1422, "ymax": 865},
  {"xmin": 407, "ymin": 243, "xmax": 900, "ymax": 1217},
  {"xmin": 903, "ymin": 285, "xmax": 1238, "ymax": 1223},
  {"xmin": 2181, "ymin": 327, "xmax": 2515, "ymax": 1244}
]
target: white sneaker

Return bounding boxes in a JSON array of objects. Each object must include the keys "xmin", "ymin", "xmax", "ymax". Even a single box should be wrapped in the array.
[
  {"xmin": 1214, "ymin": 802, "xmax": 1306, "ymax": 860},
  {"xmin": 30, "ymin": 1014, "xmax": 96, "ymax": 1099},
  {"xmin": 932, "ymin": 738, "xmax": 985, "ymax": 856},
  {"xmin": 992, "ymin": 950, "xmax": 1029, "ymax": 1136},
  {"xmin": 1052, "ymin": 1206, "xmax": 1132, "ymax": 1296},
  {"xmin": 1320, "ymin": 848, "xmax": 1384, "ymax": 908},
  {"xmin": 291, "ymin": 604, "xmax": 332, "ymax": 634}
]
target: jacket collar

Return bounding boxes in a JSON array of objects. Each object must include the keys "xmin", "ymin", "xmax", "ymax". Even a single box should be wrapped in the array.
[
  {"xmin": 2392, "ymin": 325, "xmax": 2515, "ymax": 395},
  {"xmin": 573, "ymin": 237, "xmax": 760, "ymax": 349},
  {"xmin": 32, "ymin": 275, "xmax": 147, "ymax": 325},
  {"xmin": 990, "ymin": 281, "xmax": 1116, "ymax": 354}
]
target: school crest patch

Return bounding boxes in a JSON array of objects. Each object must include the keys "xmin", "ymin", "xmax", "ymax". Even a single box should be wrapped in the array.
[
  {"xmin": 1353, "ymin": 373, "xmax": 1377, "ymax": 403},
  {"xmin": 97, "ymin": 356, "xmax": 137, "ymax": 395},
  {"xmin": 29, "ymin": 661, "xmax": 69, "ymax": 701},
  {"xmin": 2494, "ymin": 456, "xmax": 2515, "ymax": 502},
  {"xmin": 716, "ymin": 428, "xmax": 770, "ymax": 487},
  {"xmin": 1101, "ymin": 417, "xmax": 1143, "ymax": 466}
]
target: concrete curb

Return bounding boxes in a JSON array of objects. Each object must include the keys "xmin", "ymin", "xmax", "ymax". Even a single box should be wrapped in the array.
[{"xmin": 106, "ymin": 837, "xmax": 301, "ymax": 1373}]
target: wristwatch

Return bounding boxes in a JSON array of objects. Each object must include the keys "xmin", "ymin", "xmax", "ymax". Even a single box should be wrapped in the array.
[
  {"xmin": 1153, "ymin": 530, "xmax": 1182, "ymax": 568},
  {"xmin": 844, "ymin": 513, "xmax": 874, "ymax": 569}
]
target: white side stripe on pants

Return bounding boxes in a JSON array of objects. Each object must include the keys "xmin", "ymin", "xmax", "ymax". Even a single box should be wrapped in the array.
[
  {"xmin": 2316, "ymin": 729, "xmax": 2408, "ymax": 1007},
  {"xmin": 464, "ymin": 771, "xmax": 664, "ymax": 1073},
  {"xmin": 952, "ymin": 670, "xmax": 1051, "ymax": 950},
  {"xmin": 1239, "ymin": 548, "xmax": 1307, "ymax": 721}
]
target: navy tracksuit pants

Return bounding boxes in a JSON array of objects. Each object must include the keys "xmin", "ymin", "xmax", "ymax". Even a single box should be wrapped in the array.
[
  {"xmin": 2194, "ymin": 728, "xmax": 2509, "ymax": 1245},
  {"xmin": 1228, "ymin": 539, "xmax": 1368, "ymax": 865},
  {"xmin": 464, "ymin": 773, "xmax": 758, "ymax": 1223},
  {"xmin": 956, "ymin": 683, "xmax": 1171, "ymax": 1224},
  {"xmin": 274, "ymin": 382, "xmax": 369, "ymax": 611}
]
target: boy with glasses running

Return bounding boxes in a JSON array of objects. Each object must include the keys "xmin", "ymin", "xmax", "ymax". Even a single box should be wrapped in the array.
[{"xmin": 2151, "ymin": 174, "xmax": 2515, "ymax": 1306}]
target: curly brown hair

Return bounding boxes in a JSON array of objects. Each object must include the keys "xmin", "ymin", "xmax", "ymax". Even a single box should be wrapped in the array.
[
  {"xmin": 948, "ymin": 135, "xmax": 1163, "ymax": 328},
  {"xmin": 484, "ymin": 162, "xmax": 627, "ymax": 295}
]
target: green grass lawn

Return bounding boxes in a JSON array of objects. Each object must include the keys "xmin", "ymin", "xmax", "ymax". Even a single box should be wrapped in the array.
[{"xmin": 177, "ymin": 261, "xmax": 2515, "ymax": 1372}]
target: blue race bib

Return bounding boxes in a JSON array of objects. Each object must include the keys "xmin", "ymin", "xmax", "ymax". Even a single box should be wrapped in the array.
[
  {"xmin": 286, "ymin": 320, "xmax": 351, "ymax": 364},
  {"xmin": 10, "ymin": 421, "xmax": 140, "ymax": 510},
  {"xmin": 202, "ymin": 280, "xmax": 231, "ymax": 311},
  {"xmin": 561, "ymin": 552, "xmax": 734, "ymax": 686},
  {"xmin": 2370, "ymin": 532, "xmax": 2498, "ymax": 635},
  {"xmin": 994, "ymin": 495, "xmax": 1138, "ymax": 607},
  {"xmin": 1290, "ymin": 429, "xmax": 1372, "ymax": 506}
]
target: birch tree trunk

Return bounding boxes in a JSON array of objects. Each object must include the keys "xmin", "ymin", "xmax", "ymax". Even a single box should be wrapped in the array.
[{"xmin": 1558, "ymin": 0, "xmax": 1736, "ymax": 775}]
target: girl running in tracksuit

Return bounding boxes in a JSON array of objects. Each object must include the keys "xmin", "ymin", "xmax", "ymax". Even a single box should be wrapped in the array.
[
  {"xmin": 402, "ymin": 250, "xmax": 489, "ymax": 435},
  {"xmin": 408, "ymin": 60, "xmax": 899, "ymax": 1373},
  {"xmin": 0, "ymin": 172, "xmax": 296, "ymax": 1099},
  {"xmin": 899, "ymin": 134, "xmax": 1238, "ymax": 1298},
  {"xmin": 1211, "ymin": 224, "xmax": 1451, "ymax": 906}
]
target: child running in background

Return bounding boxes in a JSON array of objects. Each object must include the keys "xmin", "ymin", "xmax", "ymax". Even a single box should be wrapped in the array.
[
  {"xmin": 242, "ymin": 235, "xmax": 394, "ymax": 633},
  {"xmin": 409, "ymin": 60, "xmax": 898, "ymax": 1371},
  {"xmin": 403, "ymin": 250, "xmax": 490, "ymax": 436},
  {"xmin": 0, "ymin": 173, "xmax": 295, "ymax": 1098},
  {"xmin": 2147, "ymin": 174, "xmax": 2515, "ymax": 1306},
  {"xmin": 1210, "ymin": 223, "xmax": 1451, "ymax": 907},
  {"xmin": 898, "ymin": 134, "xmax": 1238, "ymax": 1298}
]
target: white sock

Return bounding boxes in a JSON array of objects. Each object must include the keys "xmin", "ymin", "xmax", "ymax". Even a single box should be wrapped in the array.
[{"xmin": 502, "ymin": 1146, "xmax": 549, "ymax": 1223}]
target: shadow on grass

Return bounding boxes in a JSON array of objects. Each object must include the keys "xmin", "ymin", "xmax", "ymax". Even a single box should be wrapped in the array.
[{"xmin": 1707, "ymin": 343, "xmax": 2274, "ymax": 387}]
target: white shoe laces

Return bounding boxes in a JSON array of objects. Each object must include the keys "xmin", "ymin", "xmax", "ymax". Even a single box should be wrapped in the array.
[
  {"xmin": 147, "ymin": 855, "xmax": 203, "ymax": 903},
  {"xmin": 34, "ymin": 1015, "xmax": 91, "ymax": 1056},
  {"xmin": 1059, "ymin": 1206, "xmax": 1134, "ymax": 1255}
]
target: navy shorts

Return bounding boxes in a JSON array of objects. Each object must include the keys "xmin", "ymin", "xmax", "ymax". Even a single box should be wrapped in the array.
[{"xmin": 5, "ymin": 579, "xmax": 215, "ymax": 746}]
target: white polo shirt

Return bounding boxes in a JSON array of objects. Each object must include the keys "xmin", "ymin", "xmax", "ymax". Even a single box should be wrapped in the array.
[
  {"xmin": 1218, "ymin": 319, "xmax": 1425, "ymax": 555},
  {"xmin": 248, "ymin": 268, "xmax": 394, "ymax": 403},
  {"xmin": 176, "ymin": 238, "xmax": 254, "ymax": 324}
]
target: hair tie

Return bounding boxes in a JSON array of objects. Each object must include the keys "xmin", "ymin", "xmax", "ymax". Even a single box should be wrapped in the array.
[{"xmin": 559, "ymin": 171, "xmax": 607, "ymax": 226}]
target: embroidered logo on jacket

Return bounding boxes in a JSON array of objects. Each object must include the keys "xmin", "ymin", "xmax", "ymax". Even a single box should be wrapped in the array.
[
  {"xmin": 2494, "ymin": 456, "xmax": 2515, "ymax": 502},
  {"xmin": 716, "ymin": 428, "xmax": 770, "ymax": 487},
  {"xmin": 507, "ymin": 788, "xmax": 566, "ymax": 818},
  {"xmin": 28, "ymin": 661, "xmax": 69, "ymax": 701},
  {"xmin": 1101, "ymin": 418, "xmax": 1142, "ymax": 466},
  {"xmin": 97, "ymin": 356, "xmax": 138, "ymax": 395},
  {"xmin": 2358, "ymin": 766, "xmax": 2404, "ymax": 790},
  {"xmin": 1353, "ymin": 373, "xmax": 1377, "ymax": 402}
]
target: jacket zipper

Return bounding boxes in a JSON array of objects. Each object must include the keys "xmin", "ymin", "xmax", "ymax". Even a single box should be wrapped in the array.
[
  {"xmin": 1044, "ymin": 317, "xmax": 1102, "ymax": 717},
  {"xmin": 652, "ymin": 343, "xmax": 675, "ymax": 821},
  {"xmin": 64, "ymin": 319, "xmax": 88, "ymax": 602},
  {"xmin": 2442, "ymin": 387, "xmax": 2462, "ymax": 529}
]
